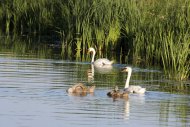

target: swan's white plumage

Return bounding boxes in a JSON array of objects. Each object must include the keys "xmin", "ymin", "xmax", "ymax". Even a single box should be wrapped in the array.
[
  {"xmin": 123, "ymin": 67, "xmax": 146, "ymax": 94},
  {"xmin": 89, "ymin": 47, "xmax": 113, "ymax": 67},
  {"xmin": 124, "ymin": 85, "xmax": 146, "ymax": 94},
  {"xmin": 94, "ymin": 58, "xmax": 113, "ymax": 66}
]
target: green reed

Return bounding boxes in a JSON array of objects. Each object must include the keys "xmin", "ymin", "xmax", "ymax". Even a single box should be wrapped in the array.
[
  {"xmin": 161, "ymin": 31, "xmax": 190, "ymax": 80},
  {"xmin": 121, "ymin": 0, "xmax": 190, "ymax": 80},
  {"xmin": 0, "ymin": 0, "xmax": 189, "ymax": 80}
]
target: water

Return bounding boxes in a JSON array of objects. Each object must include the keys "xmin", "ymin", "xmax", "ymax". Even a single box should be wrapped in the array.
[{"xmin": 0, "ymin": 53, "xmax": 190, "ymax": 127}]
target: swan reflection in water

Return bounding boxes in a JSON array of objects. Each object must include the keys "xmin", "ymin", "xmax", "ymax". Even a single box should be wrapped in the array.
[
  {"xmin": 124, "ymin": 100, "xmax": 130, "ymax": 120},
  {"xmin": 94, "ymin": 64, "xmax": 113, "ymax": 74},
  {"xmin": 107, "ymin": 85, "xmax": 146, "ymax": 120},
  {"xmin": 91, "ymin": 63, "xmax": 114, "ymax": 75},
  {"xmin": 87, "ymin": 64, "xmax": 114, "ymax": 83},
  {"xmin": 87, "ymin": 64, "xmax": 95, "ymax": 83}
]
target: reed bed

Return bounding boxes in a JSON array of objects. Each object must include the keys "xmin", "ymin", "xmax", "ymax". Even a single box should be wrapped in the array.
[{"xmin": 0, "ymin": 0, "xmax": 189, "ymax": 80}]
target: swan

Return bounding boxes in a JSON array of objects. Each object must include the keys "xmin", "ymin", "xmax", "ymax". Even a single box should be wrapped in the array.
[
  {"xmin": 107, "ymin": 86, "xmax": 129, "ymax": 99},
  {"xmin": 67, "ymin": 83, "xmax": 95, "ymax": 96},
  {"xmin": 88, "ymin": 47, "xmax": 114, "ymax": 67},
  {"xmin": 122, "ymin": 67, "xmax": 146, "ymax": 94}
]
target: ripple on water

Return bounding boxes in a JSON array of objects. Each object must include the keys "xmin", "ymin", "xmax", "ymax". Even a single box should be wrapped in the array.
[{"xmin": 0, "ymin": 56, "xmax": 190, "ymax": 127}]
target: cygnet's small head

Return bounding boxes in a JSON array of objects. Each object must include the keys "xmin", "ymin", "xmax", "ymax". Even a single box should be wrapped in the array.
[
  {"xmin": 67, "ymin": 88, "xmax": 74, "ymax": 93},
  {"xmin": 114, "ymin": 86, "xmax": 119, "ymax": 91},
  {"xmin": 121, "ymin": 67, "xmax": 132, "ymax": 73}
]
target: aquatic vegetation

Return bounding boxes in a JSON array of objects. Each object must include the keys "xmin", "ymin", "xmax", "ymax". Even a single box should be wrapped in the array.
[
  {"xmin": 161, "ymin": 31, "xmax": 190, "ymax": 80},
  {"xmin": 0, "ymin": 36, "xmax": 56, "ymax": 59},
  {"xmin": 0, "ymin": 0, "xmax": 189, "ymax": 80}
]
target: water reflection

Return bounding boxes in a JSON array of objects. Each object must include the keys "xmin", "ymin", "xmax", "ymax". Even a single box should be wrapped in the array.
[
  {"xmin": 94, "ymin": 64, "xmax": 113, "ymax": 74},
  {"xmin": 68, "ymin": 91, "xmax": 95, "ymax": 97},
  {"xmin": 87, "ymin": 64, "xmax": 94, "ymax": 83},
  {"xmin": 87, "ymin": 64, "xmax": 115, "ymax": 83},
  {"xmin": 124, "ymin": 100, "xmax": 130, "ymax": 120},
  {"xmin": 0, "ymin": 53, "xmax": 190, "ymax": 127}
]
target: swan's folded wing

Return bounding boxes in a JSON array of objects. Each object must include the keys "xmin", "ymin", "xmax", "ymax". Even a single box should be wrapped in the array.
[
  {"xmin": 94, "ymin": 58, "xmax": 113, "ymax": 66},
  {"xmin": 126, "ymin": 85, "xmax": 146, "ymax": 94}
]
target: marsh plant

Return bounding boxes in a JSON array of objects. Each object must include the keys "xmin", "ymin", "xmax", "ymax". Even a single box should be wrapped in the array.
[{"xmin": 0, "ymin": 0, "xmax": 189, "ymax": 80}]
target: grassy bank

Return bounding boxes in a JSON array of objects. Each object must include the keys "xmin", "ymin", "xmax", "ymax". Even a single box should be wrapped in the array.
[{"xmin": 0, "ymin": 0, "xmax": 189, "ymax": 80}]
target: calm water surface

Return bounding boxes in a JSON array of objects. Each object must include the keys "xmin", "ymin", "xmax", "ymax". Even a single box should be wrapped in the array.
[{"xmin": 0, "ymin": 53, "xmax": 190, "ymax": 127}]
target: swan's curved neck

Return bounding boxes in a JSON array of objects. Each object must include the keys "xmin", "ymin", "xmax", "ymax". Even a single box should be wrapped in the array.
[
  {"xmin": 91, "ymin": 50, "xmax": 96, "ymax": 63},
  {"xmin": 124, "ymin": 70, "xmax": 132, "ymax": 88}
]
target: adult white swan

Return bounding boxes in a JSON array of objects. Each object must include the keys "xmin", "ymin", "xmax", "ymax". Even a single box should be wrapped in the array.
[
  {"xmin": 122, "ymin": 67, "xmax": 146, "ymax": 94},
  {"xmin": 88, "ymin": 47, "xmax": 114, "ymax": 67}
]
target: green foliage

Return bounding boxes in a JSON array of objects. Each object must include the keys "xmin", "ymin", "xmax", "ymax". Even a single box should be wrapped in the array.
[{"xmin": 0, "ymin": 0, "xmax": 189, "ymax": 80}]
